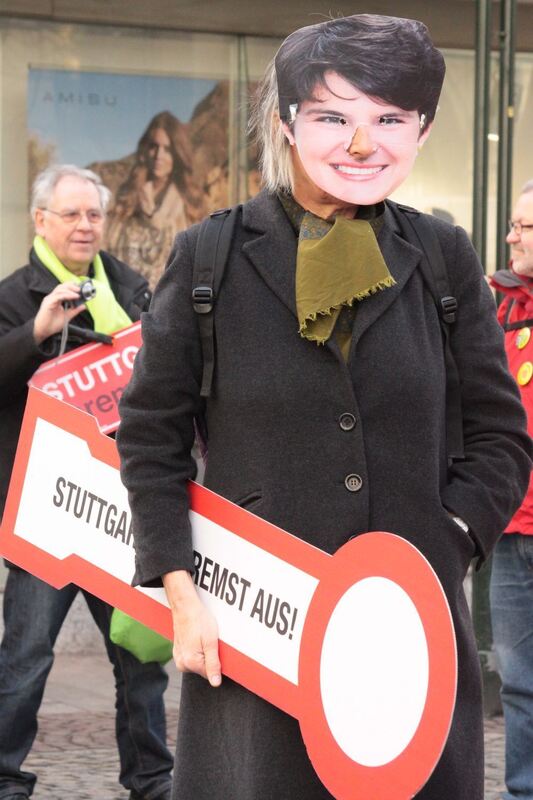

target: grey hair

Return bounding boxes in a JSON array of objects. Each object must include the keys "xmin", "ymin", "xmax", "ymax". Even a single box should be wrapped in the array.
[
  {"xmin": 521, "ymin": 179, "xmax": 533, "ymax": 195},
  {"xmin": 30, "ymin": 164, "xmax": 112, "ymax": 219},
  {"xmin": 249, "ymin": 59, "xmax": 294, "ymax": 193}
]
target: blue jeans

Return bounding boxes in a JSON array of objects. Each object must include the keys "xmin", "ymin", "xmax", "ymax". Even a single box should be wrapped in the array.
[
  {"xmin": 490, "ymin": 534, "xmax": 533, "ymax": 800},
  {"xmin": 0, "ymin": 570, "xmax": 173, "ymax": 799}
]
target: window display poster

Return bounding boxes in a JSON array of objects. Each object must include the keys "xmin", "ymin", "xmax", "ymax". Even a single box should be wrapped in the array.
[{"xmin": 28, "ymin": 68, "xmax": 231, "ymax": 287}]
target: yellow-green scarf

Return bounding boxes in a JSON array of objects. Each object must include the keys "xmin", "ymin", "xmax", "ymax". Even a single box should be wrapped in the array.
[{"xmin": 34, "ymin": 235, "xmax": 131, "ymax": 335}]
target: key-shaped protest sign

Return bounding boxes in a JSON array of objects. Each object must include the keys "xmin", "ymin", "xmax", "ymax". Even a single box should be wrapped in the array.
[{"xmin": 0, "ymin": 388, "xmax": 457, "ymax": 800}]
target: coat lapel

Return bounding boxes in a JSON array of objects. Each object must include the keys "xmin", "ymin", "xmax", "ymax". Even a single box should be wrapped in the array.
[
  {"xmin": 241, "ymin": 191, "xmax": 298, "ymax": 318},
  {"xmin": 350, "ymin": 205, "xmax": 423, "ymax": 349},
  {"xmin": 27, "ymin": 249, "xmax": 60, "ymax": 296}
]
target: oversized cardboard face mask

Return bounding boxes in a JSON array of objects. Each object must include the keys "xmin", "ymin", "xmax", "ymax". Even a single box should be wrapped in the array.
[
  {"xmin": 281, "ymin": 72, "xmax": 432, "ymax": 206},
  {"xmin": 274, "ymin": 14, "xmax": 444, "ymax": 207}
]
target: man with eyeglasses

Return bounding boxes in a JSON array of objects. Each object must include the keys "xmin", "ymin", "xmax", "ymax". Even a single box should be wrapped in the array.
[
  {"xmin": 490, "ymin": 179, "xmax": 533, "ymax": 800},
  {"xmin": 0, "ymin": 165, "xmax": 173, "ymax": 800}
]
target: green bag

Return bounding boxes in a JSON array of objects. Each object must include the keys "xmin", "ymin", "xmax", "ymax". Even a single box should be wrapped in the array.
[{"xmin": 109, "ymin": 608, "xmax": 173, "ymax": 664}]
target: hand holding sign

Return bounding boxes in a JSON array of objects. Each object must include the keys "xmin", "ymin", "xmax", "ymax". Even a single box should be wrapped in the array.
[
  {"xmin": 163, "ymin": 569, "xmax": 222, "ymax": 686},
  {"xmin": 0, "ymin": 389, "xmax": 457, "ymax": 800}
]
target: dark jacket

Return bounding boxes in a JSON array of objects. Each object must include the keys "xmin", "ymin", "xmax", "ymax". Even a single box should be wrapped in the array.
[
  {"xmin": 0, "ymin": 248, "xmax": 151, "ymax": 519},
  {"xmin": 117, "ymin": 190, "xmax": 532, "ymax": 800}
]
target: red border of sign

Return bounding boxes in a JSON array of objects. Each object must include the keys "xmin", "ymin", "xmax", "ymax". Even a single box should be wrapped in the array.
[{"xmin": 298, "ymin": 533, "xmax": 457, "ymax": 799}]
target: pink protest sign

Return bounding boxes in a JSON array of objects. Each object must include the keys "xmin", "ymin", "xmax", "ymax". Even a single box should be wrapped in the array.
[{"xmin": 28, "ymin": 322, "xmax": 141, "ymax": 433}]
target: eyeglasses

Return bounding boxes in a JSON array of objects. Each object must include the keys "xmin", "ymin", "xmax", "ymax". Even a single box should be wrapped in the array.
[
  {"xmin": 508, "ymin": 220, "xmax": 533, "ymax": 236},
  {"xmin": 42, "ymin": 208, "xmax": 105, "ymax": 225},
  {"xmin": 291, "ymin": 110, "xmax": 426, "ymax": 149}
]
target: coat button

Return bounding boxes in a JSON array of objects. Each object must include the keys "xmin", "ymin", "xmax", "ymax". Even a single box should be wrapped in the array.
[
  {"xmin": 339, "ymin": 413, "xmax": 356, "ymax": 431},
  {"xmin": 345, "ymin": 473, "xmax": 363, "ymax": 492}
]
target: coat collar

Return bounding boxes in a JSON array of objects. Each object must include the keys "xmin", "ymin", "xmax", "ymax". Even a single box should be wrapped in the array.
[
  {"xmin": 491, "ymin": 268, "xmax": 533, "ymax": 321},
  {"xmin": 241, "ymin": 190, "xmax": 298, "ymax": 317},
  {"xmin": 491, "ymin": 268, "xmax": 533, "ymax": 301},
  {"xmin": 27, "ymin": 248, "xmax": 61, "ymax": 295},
  {"xmin": 240, "ymin": 191, "xmax": 423, "ymax": 354},
  {"xmin": 349, "ymin": 204, "xmax": 422, "ymax": 350}
]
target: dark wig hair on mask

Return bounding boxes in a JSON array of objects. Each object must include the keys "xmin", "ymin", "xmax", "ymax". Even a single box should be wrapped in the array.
[{"xmin": 275, "ymin": 14, "xmax": 445, "ymax": 133}]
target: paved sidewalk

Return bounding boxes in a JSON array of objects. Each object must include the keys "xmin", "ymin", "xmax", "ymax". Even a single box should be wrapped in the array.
[
  {"xmin": 485, "ymin": 717, "xmax": 506, "ymax": 800},
  {"xmin": 17, "ymin": 649, "xmax": 506, "ymax": 799},
  {"xmin": 24, "ymin": 649, "xmax": 180, "ymax": 800}
]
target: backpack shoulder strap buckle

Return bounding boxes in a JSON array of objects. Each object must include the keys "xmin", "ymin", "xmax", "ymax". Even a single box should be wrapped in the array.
[
  {"xmin": 440, "ymin": 295, "xmax": 458, "ymax": 324},
  {"xmin": 192, "ymin": 285, "xmax": 214, "ymax": 314}
]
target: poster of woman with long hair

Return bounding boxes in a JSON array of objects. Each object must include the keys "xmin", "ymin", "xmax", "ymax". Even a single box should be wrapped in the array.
[
  {"xmin": 27, "ymin": 69, "xmax": 232, "ymax": 288},
  {"xmin": 105, "ymin": 110, "xmax": 202, "ymax": 288}
]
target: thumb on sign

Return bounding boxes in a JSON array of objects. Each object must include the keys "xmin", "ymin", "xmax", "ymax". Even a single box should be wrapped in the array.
[{"xmin": 163, "ymin": 569, "xmax": 222, "ymax": 687}]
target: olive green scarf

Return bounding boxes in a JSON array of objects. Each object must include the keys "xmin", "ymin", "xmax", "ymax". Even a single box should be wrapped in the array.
[
  {"xmin": 296, "ymin": 213, "xmax": 394, "ymax": 345},
  {"xmin": 34, "ymin": 235, "xmax": 131, "ymax": 335},
  {"xmin": 278, "ymin": 194, "xmax": 394, "ymax": 351}
]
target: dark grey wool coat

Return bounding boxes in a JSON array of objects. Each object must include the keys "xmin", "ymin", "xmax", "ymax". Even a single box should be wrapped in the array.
[{"xmin": 117, "ymin": 190, "xmax": 532, "ymax": 800}]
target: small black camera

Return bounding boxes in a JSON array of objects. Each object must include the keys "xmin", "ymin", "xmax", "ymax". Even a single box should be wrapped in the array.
[{"xmin": 63, "ymin": 278, "xmax": 97, "ymax": 309}]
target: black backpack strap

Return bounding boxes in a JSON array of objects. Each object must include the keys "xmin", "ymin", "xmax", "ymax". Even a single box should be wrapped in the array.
[
  {"xmin": 501, "ymin": 298, "xmax": 533, "ymax": 331},
  {"xmin": 192, "ymin": 205, "xmax": 241, "ymax": 398},
  {"xmin": 387, "ymin": 200, "xmax": 465, "ymax": 464},
  {"xmin": 504, "ymin": 317, "xmax": 533, "ymax": 331}
]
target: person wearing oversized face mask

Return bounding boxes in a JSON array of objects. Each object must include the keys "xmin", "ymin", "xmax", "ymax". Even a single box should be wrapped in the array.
[
  {"xmin": 117, "ymin": 15, "xmax": 531, "ymax": 800},
  {"xmin": 490, "ymin": 181, "xmax": 533, "ymax": 800}
]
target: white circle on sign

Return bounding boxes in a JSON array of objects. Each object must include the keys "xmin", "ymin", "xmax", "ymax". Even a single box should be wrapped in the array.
[{"xmin": 320, "ymin": 576, "xmax": 429, "ymax": 767}]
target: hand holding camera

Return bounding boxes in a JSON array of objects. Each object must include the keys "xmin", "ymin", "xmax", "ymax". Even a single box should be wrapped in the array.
[
  {"xmin": 62, "ymin": 279, "xmax": 97, "ymax": 309},
  {"xmin": 33, "ymin": 280, "xmax": 97, "ymax": 345}
]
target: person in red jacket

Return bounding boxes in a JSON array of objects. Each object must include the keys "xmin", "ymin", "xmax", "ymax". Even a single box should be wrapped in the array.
[{"xmin": 490, "ymin": 179, "xmax": 533, "ymax": 800}]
